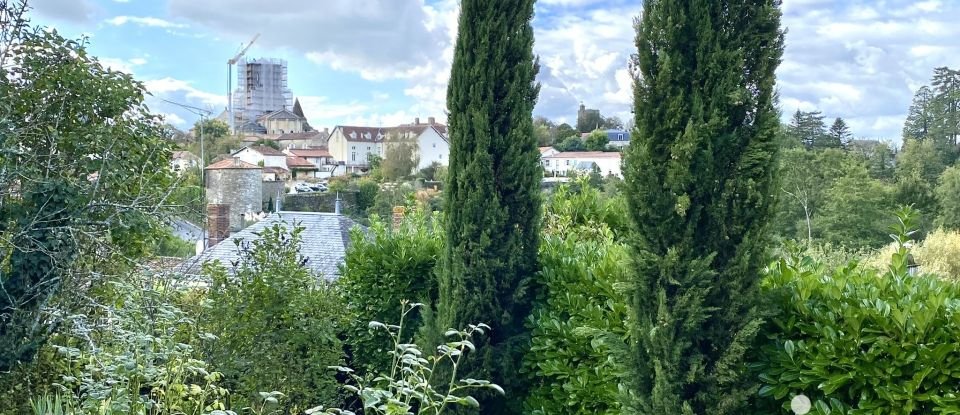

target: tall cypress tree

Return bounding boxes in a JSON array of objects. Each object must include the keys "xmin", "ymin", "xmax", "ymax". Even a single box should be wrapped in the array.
[
  {"xmin": 623, "ymin": 1, "xmax": 784, "ymax": 413},
  {"xmin": 436, "ymin": 0, "xmax": 540, "ymax": 413}
]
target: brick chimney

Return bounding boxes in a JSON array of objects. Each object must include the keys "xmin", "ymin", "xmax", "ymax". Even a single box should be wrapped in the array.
[
  {"xmin": 207, "ymin": 204, "xmax": 230, "ymax": 246},
  {"xmin": 414, "ymin": 117, "xmax": 420, "ymax": 125},
  {"xmin": 428, "ymin": 116, "xmax": 435, "ymax": 125},
  {"xmin": 392, "ymin": 206, "xmax": 406, "ymax": 229}
]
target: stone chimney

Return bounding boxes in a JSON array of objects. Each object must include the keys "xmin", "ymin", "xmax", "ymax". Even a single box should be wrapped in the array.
[
  {"xmin": 414, "ymin": 117, "xmax": 420, "ymax": 125},
  {"xmin": 323, "ymin": 127, "xmax": 329, "ymax": 135},
  {"xmin": 428, "ymin": 116, "xmax": 435, "ymax": 125},
  {"xmin": 207, "ymin": 204, "xmax": 230, "ymax": 246},
  {"xmin": 392, "ymin": 205, "xmax": 406, "ymax": 229}
]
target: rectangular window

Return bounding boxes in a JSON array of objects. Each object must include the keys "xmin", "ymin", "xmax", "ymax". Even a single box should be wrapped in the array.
[
  {"xmin": 433, "ymin": 143, "xmax": 436, "ymax": 148},
  {"xmin": 566, "ymin": 160, "xmax": 571, "ymax": 166},
  {"xmin": 618, "ymin": 134, "xmax": 624, "ymax": 140},
  {"xmin": 351, "ymin": 152, "xmax": 356, "ymax": 161},
  {"xmin": 352, "ymin": 146, "xmax": 356, "ymax": 150}
]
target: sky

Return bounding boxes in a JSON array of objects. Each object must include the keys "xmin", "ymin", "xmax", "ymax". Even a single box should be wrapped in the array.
[{"xmin": 26, "ymin": 0, "xmax": 960, "ymax": 141}]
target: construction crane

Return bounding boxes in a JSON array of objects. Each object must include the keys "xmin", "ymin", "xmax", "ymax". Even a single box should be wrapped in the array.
[{"xmin": 227, "ymin": 33, "xmax": 260, "ymax": 134}]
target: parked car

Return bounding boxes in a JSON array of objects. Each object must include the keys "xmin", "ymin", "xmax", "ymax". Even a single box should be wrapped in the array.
[
  {"xmin": 294, "ymin": 183, "xmax": 314, "ymax": 193},
  {"xmin": 310, "ymin": 183, "xmax": 328, "ymax": 192}
]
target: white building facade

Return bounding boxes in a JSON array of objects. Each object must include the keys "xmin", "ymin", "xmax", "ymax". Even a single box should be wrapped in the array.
[
  {"xmin": 542, "ymin": 151, "xmax": 623, "ymax": 178},
  {"xmin": 232, "ymin": 146, "xmax": 288, "ymax": 168}
]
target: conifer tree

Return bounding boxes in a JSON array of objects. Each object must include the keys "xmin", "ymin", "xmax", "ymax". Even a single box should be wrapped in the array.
[
  {"xmin": 435, "ymin": 0, "xmax": 541, "ymax": 413},
  {"xmin": 623, "ymin": 1, "xmax": 784, "ymax": 413}
]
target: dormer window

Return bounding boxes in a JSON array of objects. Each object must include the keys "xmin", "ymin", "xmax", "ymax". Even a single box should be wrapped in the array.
[
  {"xmin": 349, "ymin": 131, "xmax": 357, "ymax": 139},
  {"xmin": 618, "ymin": 133, "xmax": 624, "ymax": 140},
  {"xmin": 364, "ymin": 132, "xmax": 372, "ymax": 139}
]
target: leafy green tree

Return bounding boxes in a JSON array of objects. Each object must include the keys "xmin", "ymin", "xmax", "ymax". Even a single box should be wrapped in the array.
[
  {"xmin": 203, "ymin": 223, "xmax": 349, "ymax": 413},
  {"xmin": 382, "ymin": 133, "xmax": 420, "ymax": 181},
  {"xmin": 930, "ymin": 67, "xmax": 960, "ymax": 150},
  {"xmin": 193, "ymin": 118, "xmax": 230, "ymax": 140},
  {"xmin": 903, "ymin": 85, "xmax": 935, "ymax": 141},
  {"xmin": 533, "ymin": 116, "xmax": 556, "ymax": 147},
  {"xmin": 555, "ymin": 123, "xmax": 577, "ymax": 143},
  {"xmin": 788, "ymin": 109, "xmax": 827, "ymax": 148},
  {"xmin": 583, "ymin": 129, "xmax": 610, "ymax": 151},
  {"xmin": 897, "ymin": 138, "xmax": 946, "ymax": 182},
  {"xmin": 935, "ymin": 165, "xmax": 960, "ymax": 230},
  {"xmin": 623, "ymin": 0, "xmax": 784, "ymax": 413},
  {"xmin": 849, "ymin": 139, "xmax": 896, "ymax": 181},
  {"xmin": 555, "ymin": 136, "xmax": 585, "ymax": 151},
  {"xmin": 338, "ymin": 209, "xmax": 442, "ymax": 376},
  {"xmin": 436, "ymin": 0, "xmax": 541, "ymax": 412},
  {"xmin": 815, "ymin": 171, "xmax": 896, "ymax": 248},
  {"xmin": 0, "ymin": 7, "xmax": 176, "ymax": 370},
  {"xmin": 827, "ymin": 117, "xmax": 851, "ymax": 149},
  {"xmin": 602, "ymin": 115, "xmax": 624, "ymax": 130},
  {"xmin": 772, "ymin": 148, "xmax": 869, "ymax": 243}
]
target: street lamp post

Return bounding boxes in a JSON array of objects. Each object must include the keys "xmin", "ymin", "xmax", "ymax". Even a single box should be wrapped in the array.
[{"xmin": 160, "ymin": 98, "xmax": 212, "ymax": 248}]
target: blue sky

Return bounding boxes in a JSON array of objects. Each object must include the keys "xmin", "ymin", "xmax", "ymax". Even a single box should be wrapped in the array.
[{"xmin": 28, "ymin": 0, "xmax": 960, "ymax": 141}]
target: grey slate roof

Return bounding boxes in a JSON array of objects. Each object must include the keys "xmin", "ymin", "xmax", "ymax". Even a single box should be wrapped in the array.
[{"xmin": 176, "ymin": 211, "xmax": 359, "ymax": 281}]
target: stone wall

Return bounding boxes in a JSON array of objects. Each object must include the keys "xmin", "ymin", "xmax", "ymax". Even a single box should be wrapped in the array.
[
  {"xmin": 283, "ymin": 191, "xmax": 360, "ymax": 215},
  {"xmin": 206, "ymin": 168, "xmax": 262, "ymax": 231},
  {"xmin": 262, "ymin": 181, "xmax": 286, "ymax": 211}
]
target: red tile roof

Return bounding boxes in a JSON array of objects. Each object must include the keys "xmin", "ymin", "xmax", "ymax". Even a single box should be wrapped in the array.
[
  {"xmin": 286, "ymin": 156, "xmax": 317, "ymax": 169},
  {"xmin": 287, "ymin": 148, "xmax": 331, "ymax": 158},
  {"xmin": 206, "ymin": 158, "xmax": 261, "ymax": 170}
]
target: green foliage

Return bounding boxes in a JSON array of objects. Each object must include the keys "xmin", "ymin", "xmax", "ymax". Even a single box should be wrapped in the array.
[
  {"xmin": 787, "ymin": 110, "xmax": 827, "ymax": 149},
  {"xmin": 934, "ymin": 165, "xmax": 960, "ymax": 230},
  {"xmin": 338, "ymin": 209, "xmax": 443, "ymax": 376},
  {"xmin": 382, "ymin": 135, "xmax": 419, "ymax": 181},
  {"xmin": 1, "ymin": 10, "xmax": 176, "ymax": 370},
  {"xmin": 194, "ymin": 119, "xmax": 230, "ymax": 140},
  {"xmin": 756, "ymin": 207, "xmax": 960, "ymax": 413},
  {"xmin": 17, "ymin": 274, "xmax": 230, "ymax": 415},
  {"xmin": 583, "ymin": 129, "xmax": 609, "ymax": 151},
  {"xmin": 437, "ymin": 1, "xmax": 542, "ymax": 412},
  {"xmin": 826, "ymin": 118, "xmax": 851, "ymax": 149},
  {"xmin": 321, "ymin": 302, "xmax": 503, "ymax": 415},
  {"xmin": 357, "ymin": 178, "xmax": 381, "ymax": 213},
  {"xmin": 418, "ymin": 161, "xmax": 445, "ymax": 182},
  {"xmin": 151, "ymin": 229, "xmax": 197, "ymax": 258},
  {"xmin": 252, "ymin": 138, "xmax": 280, "ymax": 150},
  {"xmin": 624, "ymin": 0, "xmax": 784, "ymax": 413},
  {"xmin": 814, "ymin": 172, "xmax": 896, "ymax": 249},
  {"xmin": 169, "ymin": 169, "xmax": 205, "ymax": 226},
  {"xmin": 544, "ymin": 177, "xmax": 629, "ymax": 240},
  {"xmin": 523, "ymin": 219, "xmax": 629, "ymax": 414},
  {"xmin": 914, "ymin": 228, "xmax": 960, "ymax": 281},
  {"xmin": 202, "ymin": 223, "xmax": 349, "ymax": 413},
  {"xmin": 555, "ymin": 123, "xmax": 577, "ymax": 145},
  {"xmin": 554, "ymin": 136, "xmax": 585, "ymax": 152}
]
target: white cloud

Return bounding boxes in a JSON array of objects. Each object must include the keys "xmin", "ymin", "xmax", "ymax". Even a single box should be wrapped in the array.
[
  {"xmin": 144, "ymin": 77, "xmax": 226, "ymax": 108},
  {"xmin": 779, "ymin": 0, "xmax": 960, "ymax": 139},
  {"xmin": 105, "ymin": 16, "xmax": 186, "ymax": 29},
  {"xmin": 160, "ymin": 112, "xmax": 186, "ymax": 126},
  {"xmin": 98, "ymin": 56, "xmax": 147, "ymax": 74}
]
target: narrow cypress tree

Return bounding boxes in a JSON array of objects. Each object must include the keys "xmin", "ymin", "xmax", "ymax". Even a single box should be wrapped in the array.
[
  {"xmin": 623, "ymin": 1, "xmax": 784, "ymax": 414},
  {"xmin": 436, "ymin": 0, "xmax": 540, "ymax": 413}
]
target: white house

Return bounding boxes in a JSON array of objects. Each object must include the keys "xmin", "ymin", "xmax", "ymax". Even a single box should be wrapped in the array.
[
  {"xmin": 542, "ymin": 151, "xmax": 622, "ymax": 178},
  {"xmin": 232, "ymin": 145, "xmax": 288, "ymax": 168},
  {"xmin": 170, "ymin": 150, "xmax": 200, "ymax": 175},
  {"xmin": 284, "ymin": 148, "xmax": 341, "ymax": 179},
  {"xmin": 327, "ymin": 126, "xmax": 386, "ymax": 174},
  {"xmin": 413, "ymin": 124, "xmax": 449, "ymax": 170}
]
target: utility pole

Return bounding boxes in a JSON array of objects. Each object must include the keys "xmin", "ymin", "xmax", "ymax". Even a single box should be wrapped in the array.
[{"xmin": 160, "ymin": 98, "xmax": 213, "ymax": 248}]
